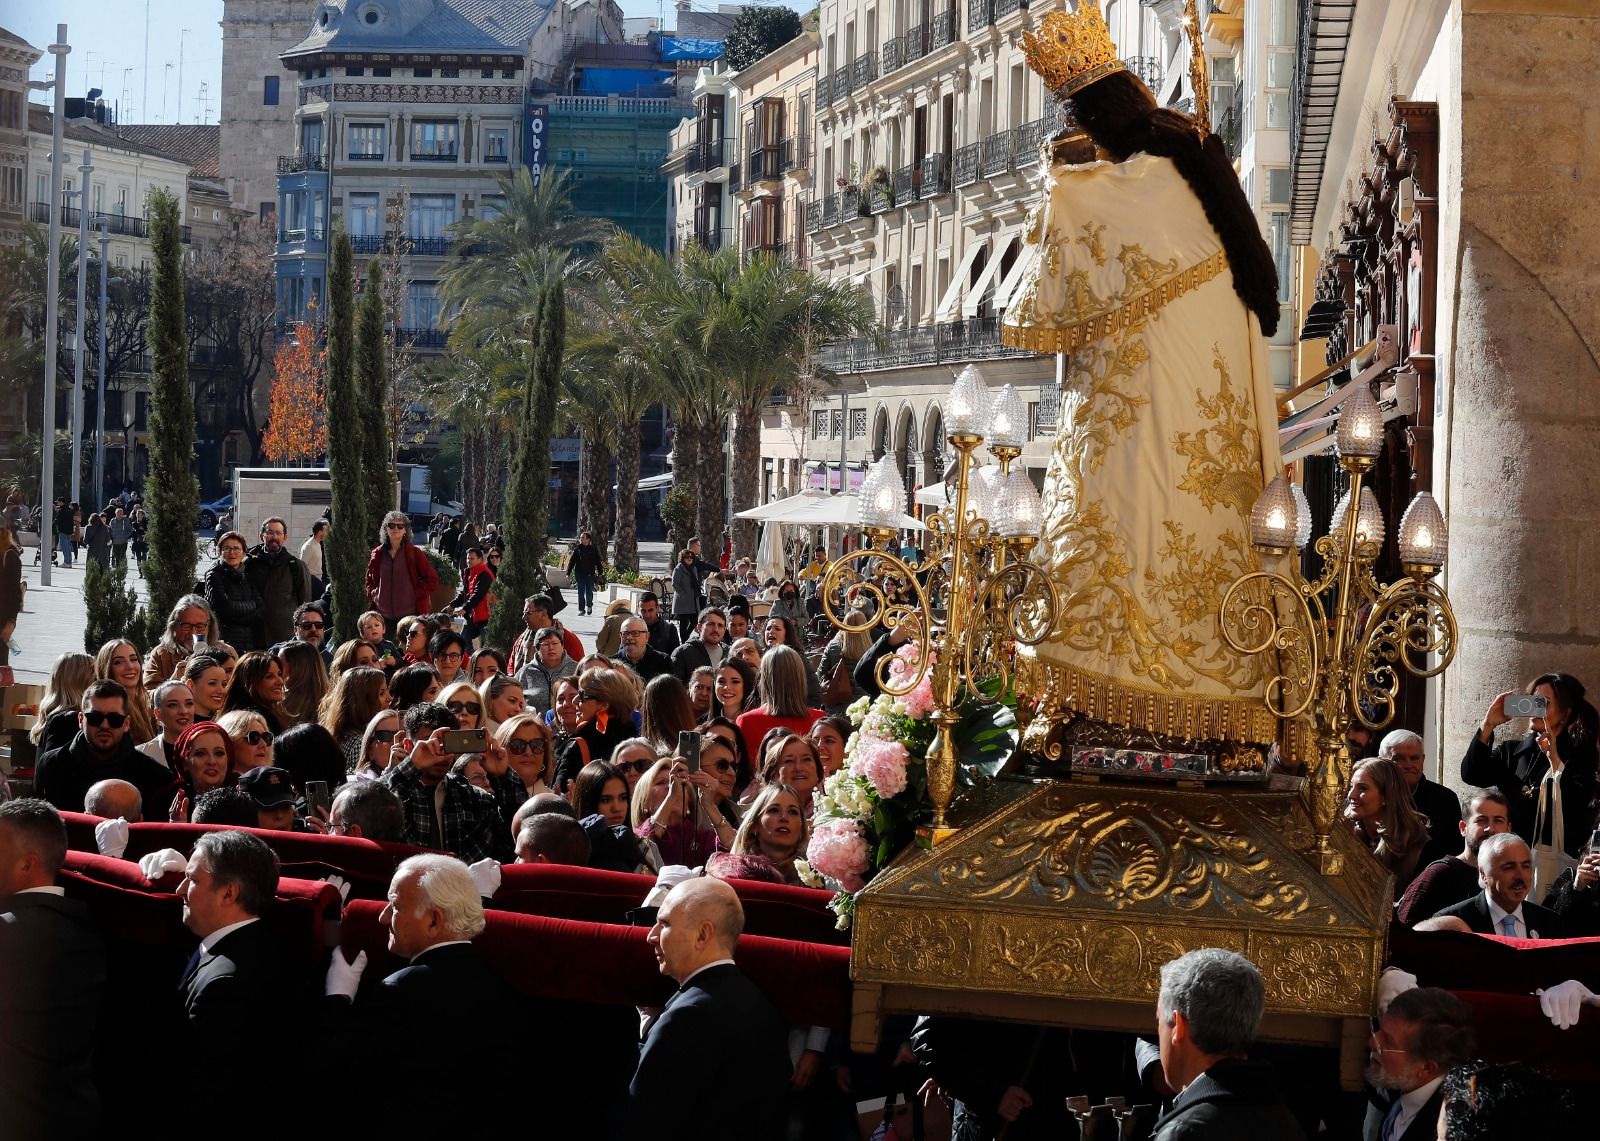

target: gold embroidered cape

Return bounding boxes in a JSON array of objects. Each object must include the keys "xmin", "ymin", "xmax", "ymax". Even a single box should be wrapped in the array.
[{"xmin": 1004, "ymin": 152, "xmax": 1284, "ymax": 745}]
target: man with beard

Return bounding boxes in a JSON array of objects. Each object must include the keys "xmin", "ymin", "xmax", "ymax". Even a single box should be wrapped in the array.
[
  {"xmin": 34, "ymin": 681, "xmax": 176, "ymax": 814},
  {"xmin": 244, "ymin": 516, "xmax": 313, "ymax": 647},
  {"xmin": 1362, "ymin": 988, "xmax": 1474, "ymax": 1141},
  {"xmin": 1396, "ymin": 790, "xmax": 1511, "ymax": 925}
]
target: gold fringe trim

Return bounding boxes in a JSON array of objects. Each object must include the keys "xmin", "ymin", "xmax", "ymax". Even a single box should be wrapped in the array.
[
  {"xmin": 1030, "ymin": 656, "xmax": 1280, "ymax": 746},
  {"xmin": 1003, "ymin": 249, "xmax": 1230, "ymax": 354}
]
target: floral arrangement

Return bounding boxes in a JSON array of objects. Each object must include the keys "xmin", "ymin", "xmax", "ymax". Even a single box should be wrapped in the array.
[{"xmin": 799, "ymin": 644, "xmax": 941, "ymax": 928}]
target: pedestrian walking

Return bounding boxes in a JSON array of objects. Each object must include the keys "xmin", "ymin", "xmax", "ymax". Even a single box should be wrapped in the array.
[
  {"xmin": 52, "ymin": 499, "xmax": 75, "ymax": 567},
  {"xmin": 566, "ymin": 530, "xmax": 603, "ymax": 616},
  {"xmin": 365, "ymin": 511, "xmax": 440, "ymax": 639},
  {"xmin": 107, "ymin": 508, "xmax": 133, "ymax": 565},
  {"xmin": 83, "ymin": 513, "xmax": 111, "ymax": 568}
]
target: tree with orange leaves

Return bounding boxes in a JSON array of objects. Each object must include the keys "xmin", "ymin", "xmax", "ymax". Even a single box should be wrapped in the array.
[{"xmin": 262, "ymin": 314, "xmax": 328, "ymax": 463}]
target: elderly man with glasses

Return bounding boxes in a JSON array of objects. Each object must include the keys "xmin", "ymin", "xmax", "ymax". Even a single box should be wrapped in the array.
[{"xmin": 612, "ymin": 617, "xmax": 675, "ymax": 683}]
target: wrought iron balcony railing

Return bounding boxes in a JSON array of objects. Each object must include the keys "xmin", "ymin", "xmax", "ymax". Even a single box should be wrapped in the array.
[
  {"xmin": 920, "ymin": 152, "xmax": 951, "ymax": 198},
  {"xmin": 952, "ymin": 142, "xmax": 981, "ymax": 188}
]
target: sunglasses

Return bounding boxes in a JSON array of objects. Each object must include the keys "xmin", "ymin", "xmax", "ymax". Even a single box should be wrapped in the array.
[
  {"xmin": 447, "ymin": 700, "xmax": 482, "ymax": 716},
  {"xmin": 578, "ymin": 691, "xmax": 601, "ymax": 702},
  {"xmin": 387, "ymin": 523, "xmax": 408, "ymax": 531},
  {"xmin": 83, "ymin": 711, "xmax": 128, "ymax": 728},
  {"xmin": 705, "ymin": 759, "xmax": 734, "ymax": 773},
  {"xmin": 507, "ymin": 738, "xmax": 548, "ymax": 755},
  {"xmin": 370, "ymin": 728, "xmax": 398, "ymax": 744},
  {"xmin": 613, "ymin": 759, "xmax": 653, "ymax": 775},
  {"xmin": 244, "ymin": 730, "xmax": 275, "ymax": 746},
  {"xmin": 298, "ymin": 621, "xmax": 325, "ymax": 631}
]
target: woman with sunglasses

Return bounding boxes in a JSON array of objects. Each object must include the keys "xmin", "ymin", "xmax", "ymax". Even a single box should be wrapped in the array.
[
  {"xmin": 701, "ymin": 716, "xmax": 756, "ymax": 800},
  {"xmin": 491, "ymin": 713, "xmax": 556, "ymax": 828},
  {"xmin": 167, "ymin": 720, "xmax": 237, "ymax": 823},
  {"xmin": 95, "ymin": 639, "xmax": 157, "ymax": 745},
  {"xmin": 205, "ymin": 530, "xmax": 263, "ymax": 650},
  {"xmin": 217, "ymin": 709, "xmax": 275, "ymax": 774},
  {"xmin": 223, "ymin": 651, "xmax": 288, "ymax": 734},
  {"xmin": 353, "ymin": 709, "xmax": 404, "ymax": 780},
  {"xmin": 555, "ymin": 667, "xmax": 641, "ymax": 793},
  {"xmin": 366, "ymin": 511, "xmax": 441, "ymax": 640},
  {"xmin": 608, "ymin": 738, "xmax": 659, "ymax": 796},
  {"xmin": 438, "ymin": 679, "xmax": 484, "ymax": 730},
  {"xmin": 318, "ymin": 666, "xmax": 390, "ymax": 772},
  {"xmin": 396, "ymin": 615, "xmax": 439, "ymax": 667},
  {"xmin": 686, "ymin": 732, "xmax": 742, "ymax": 849}
]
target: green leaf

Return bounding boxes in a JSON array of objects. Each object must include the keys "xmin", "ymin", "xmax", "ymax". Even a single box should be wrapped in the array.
[{"xmin": 952, "ymin": 700, "xmax": 1018, "ymax": 786}]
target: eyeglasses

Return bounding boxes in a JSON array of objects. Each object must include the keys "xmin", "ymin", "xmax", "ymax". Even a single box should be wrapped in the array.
[
  {"xmin": 438, "ymin": 652, "xmax": 464, "ymax": 663},
  {"xmin": 507, "ymin": 738, "xmax": 548, "ymax": 755},
  {"xmin": 83, "ymin": 711, "xmax": 128, "ymax": 728},
  {"xmin": 370, "ymin": 728, "xmax": 397, "ymax": 743},
  {"xmin": 621, "ymin": 631, "xmax": 647, "ymax": 640},
  {"xmin": 244, "ymin": 730, "xmax": 275, "ymax": 746},
  {"xmin": 298, "ymin": 621, "xmax": 325, "ymax": 631},
  {"xmin": 613, "ymin": 758, "xmax": 653, "ymax": 775},
  {"xmin": 387, "ymin": 523, "xmax": 408, "ymax": 531},
  {"xmin": 705, "ymin": 759, "xmax": 734, "ymax": 773},
  {"xmin": 578, "ymin": 691, "xmax": 601, "ymax": 702},
  {"xmin": 220, "ymin": 545, "xmax": 244, "ymax": 554},
  {"xmin": 447, "ymin": 700, "xmax": 482, "ymax": 716}
]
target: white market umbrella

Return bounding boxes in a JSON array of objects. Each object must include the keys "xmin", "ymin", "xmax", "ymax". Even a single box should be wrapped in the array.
[{"xmin": 755, "ymin": 521, "xmax": 786, "ymax": 582}]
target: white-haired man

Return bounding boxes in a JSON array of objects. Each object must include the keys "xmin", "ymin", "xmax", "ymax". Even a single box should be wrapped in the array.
[
  {"xmin": 1379, "ymin": 729, "xmax": 1461, "ymax": 848},
  {"xmin": 1428, "ymin": 833, "xmax": 1566, "ymax": 938},
  {"xmin": 324, "ymin": 854, "xmax": 511, "ymax": 1129}
]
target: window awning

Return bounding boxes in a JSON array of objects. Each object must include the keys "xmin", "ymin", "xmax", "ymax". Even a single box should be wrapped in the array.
[
  {"xmin": 962, "ymin": 232, "xmax": 1018, "ymax": 318},
  {"xmin": 993, "ymin": 243, "xmax": 1039, "ymax": 315},
  {"xmin": 934, "ymin": 241, "xmax": 987, "ymax": 321}
]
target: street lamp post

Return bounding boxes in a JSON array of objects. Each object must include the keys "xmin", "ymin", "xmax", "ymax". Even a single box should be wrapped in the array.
[
  {"xmin": 71, "ymin": 148, "xmax": 92, "ymax": 507},
  {"xmin": 93, "ymin": 223, "xmax": 110, "ymax": 503},
  {"xmin": 26, "ymin": 24, "xmax": 70, "ymax": 585}
]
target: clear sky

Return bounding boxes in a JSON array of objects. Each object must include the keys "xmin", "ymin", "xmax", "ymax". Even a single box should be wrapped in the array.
[{"xmin": 7, "ymin": 0, "xmax": 807, "ymax": 126}]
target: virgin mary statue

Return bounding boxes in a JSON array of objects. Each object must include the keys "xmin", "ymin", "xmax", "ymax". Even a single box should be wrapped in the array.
[{"xmin": 1004, "ymin": 2, "xmax": 1287, "ymax": 768}]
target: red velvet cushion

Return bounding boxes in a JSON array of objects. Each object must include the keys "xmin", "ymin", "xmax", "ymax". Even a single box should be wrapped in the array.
[
  {"xmin": 61, "ymin": 810, "xmax": 103, "ymax": 854},
  {"xmin": 1390, "ymin": 924, "xmax": 1600, "ymax": 992},
  {"xmin": 341, "ymin": 899, "xmax": 852, "ymax": 1028},
  {"xmin": 1450, "ymin": 990, "xmax": 1600, "ymax": 1082}
]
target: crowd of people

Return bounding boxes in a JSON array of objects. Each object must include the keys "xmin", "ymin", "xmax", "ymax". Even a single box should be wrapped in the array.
[{"xmin": 4, "ymin": 501, "xmax": 1599, "ymax": 1138}]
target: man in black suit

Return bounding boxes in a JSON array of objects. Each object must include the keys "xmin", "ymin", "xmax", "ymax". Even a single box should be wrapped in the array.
[
  {"xmin": 627, "ymin": 877, "xmax": 791, "ymax": 1140},
  {"xmin": 1363, "ymin": 987, "xmax": 1474, "ymax": 1141},
  {"xmin": 324, "ymin": 854, "xmax": 512, "ymax": 1130},
  {"xmin": 33, "ymin": 680, "xmax": 176, "ymax": 814},
  {"xmin": 1380, "ymin": 730, "xmax": 1462, "ymax": 849},
  {"xmin": 177, "ymin": 830, "xmax": 288, "ymax": 1039},
  {"xmin": 1429, "ymin": 833, "xmax": 1566, "ymax": 938},
  {"xmin": 0, "ymin": 799, "xmax": 106, "ymax": 1141}
]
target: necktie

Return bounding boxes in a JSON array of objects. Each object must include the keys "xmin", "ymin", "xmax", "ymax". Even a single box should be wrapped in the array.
[
  {"xmin": 1500, "ymin": 914, "xmax": 1518, "ymax": 938},
  {"xmin": 1382, "ymin": 1096, "xmax": 1403, "ymax": 1141},
  {"xmin": 180, "ymin": 946, "xmax": 205, "ymax": 986}
]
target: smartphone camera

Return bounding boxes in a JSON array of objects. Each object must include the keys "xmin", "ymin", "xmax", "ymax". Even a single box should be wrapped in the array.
[{"xmin": 1504, "ymin": 694, "xmax": 1549, "ymax": 719}]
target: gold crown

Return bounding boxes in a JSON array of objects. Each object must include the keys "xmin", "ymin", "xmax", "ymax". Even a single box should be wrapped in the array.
[{"xmin": 1021, "ymin": 2, "xmax": 1128, "ymax": 99}]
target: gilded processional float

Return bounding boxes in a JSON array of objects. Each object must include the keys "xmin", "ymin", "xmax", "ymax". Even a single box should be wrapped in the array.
[{"xmin": 808, "ymin": 1, "xmax": 1458, "ymax": 1087}]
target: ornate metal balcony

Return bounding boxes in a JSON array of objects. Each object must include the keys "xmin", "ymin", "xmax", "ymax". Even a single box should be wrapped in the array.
[
  {"xmin": 277, "ymin": 150, "xmax": 327, "ymax": 173},
  {"xmin": 929, "ymin": 8, "xmax": 960, "ymax": 50},
  {"xmin": 806, "ymin": 200, "xmax": 823, "ymax": 233},
  {"xmin": 920, "ymin": 152, "xmax": 950, "ymax": 198},
  {"xmin": 1011, "ymin": 119, "xmax": 1045, "ymax": 167},
  {"xmin": 831, "ymin": 69, "xmax": 852, "ymax": 102},
  {"xmin": 852, "ymin": 50, "xmax": 878, "ymax": 89},
  {"xmin": 980, "ymin": 130, "xmax": 1013, "ymax": 177},
  {"xmin": 882, "ymin": 37, "xmax": 904, "ymax": 75},
  {"xmin": 953, "ymin": 141, "xmax": 981, "ymax": 188},
  {"xmin": 902, "ymin": 24, "xmax": 927, "ymax": 65},
  {"xmin": 819, "ymin": 316, "xmax": 1039, "ymax": 374},
  {"xmin": 685, "ymin": 138, "xmax": 726, "ymax": 174},
  {"xmin": 816, "ymin": 73, "xmax": 830, "ymax": 105},
  {"xmin": 994, "ymin": 0, "xmax": 1025, "ymax": 19},
  {"xmin": 1123, "ymin": 55, "xmax": 1163, "ymax": 92},
  {"xmin": 968, "ymin": 0, "xmax": 993, "ymax": 28},
  {"xmin": 893, "ymin": 164, "xmax": 916, "ymax": 205}
]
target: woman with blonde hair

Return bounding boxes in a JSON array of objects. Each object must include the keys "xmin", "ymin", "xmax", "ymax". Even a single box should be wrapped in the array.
[
  {"xmin": 731, "ymin": 783, "xmax": 809, "ymax": 885},
  {"xmin": 94, "ymin": 639, "xmax": 156, "ymax": 743},
  {"xmin": 183, "ymin": 649, "xmax": 234, "ymax": 722},
  {"xmin": 276, "ymin": 640, "xmax": 330, "ymax": 729},
  {"xmin": 478, "ymin": 672, "xmax": 526, "ymax": 734},
  {"xmin": 29, "ymin": 652, "xmax": 97, "ymax": 753},
  {"xmin": 555, "ymin": 667, "xmax": 643, "ymax": 792},
  {"xmin": 217, "ymin": 708, "xmax": 274, "ymax": 773},
  {"xmin": 630, "ymin": 755, "xmax": 719, "ymax": 869},
  {"xmin": 1344, "ymin": 756, "xmax": 1438, "ymax": 893},
  {"xmin": 318, "ymin": 666, "xmax": 390, "ymax": 771},
  {"xmin": 437, "ymin": 678, "xmax": 483, "ymax": 730},
  {"xmin": 489, "ymin": 713, "xmax": 556, "ymax": 828},
  {"xmin": 353, "ymin": 708, "xmax": 404, "ymax": 779}
]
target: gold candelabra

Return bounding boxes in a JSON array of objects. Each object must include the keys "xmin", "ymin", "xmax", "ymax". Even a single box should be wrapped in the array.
[
  {"xmin": 818, "ymin": 365, "xmax": 1060, "ymax": 843},
  {"xmin": 1218, "ymin": 381, "xmax": 1458, "ymax": 873}
]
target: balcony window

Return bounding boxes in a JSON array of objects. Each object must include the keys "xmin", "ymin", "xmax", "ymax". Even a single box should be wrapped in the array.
[
  {"xmin": 409, "ymin": 120, "xmax": 458, "ymax": 161},
  {"xmin": 405, "ymin": 281, "xmax": 442, "ymax": 331},
  {"xmin": 480, "ymin": 195, "xmax": 506, "ymax": 220},
  {"xmin": 348, "ymin": 123, "xmax": 385, "ymax": 160},
  {"xmin": 347, "ymin": 192, "xmax": 380, "ymax": 237},
  {"xmin": 483, "ymin": 126, "xmax": 510, "ymax": 163},
  {"xmin": 408, "ymin": 194, "xmax": 457, "ymax": 239},
  {"xmin": 300, "ymin": 119, "xmax": 324, "ymax": 157}
]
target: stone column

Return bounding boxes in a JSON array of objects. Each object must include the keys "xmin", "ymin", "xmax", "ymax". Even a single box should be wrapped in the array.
[{"xmin": 1440, "ymin": 0, "xmax": 1600, "ymax": 768}]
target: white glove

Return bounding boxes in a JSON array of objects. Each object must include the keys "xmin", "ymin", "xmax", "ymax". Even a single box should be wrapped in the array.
[
  {"xmin": 95, "ymin": 817, "xmax": 130, "ymax": 860},
  {"xmin": 1375, "ymin": 967, "xmax": 1419, "ymax": 1015},
  {"xmin": 138, "ymin": 848, "xmax": 188, "ymax": 881},
  {"xmin": 1537, "ymin": 979, "xmax": 1596, "ymax": 1030},
  {"xmin": 325, "ymin": 949, "xmax": 368, "ymax": 1000},
  {"xmin": 469, "ymin": 858, "xmax": 502, "ymax": 899},
  {"xmin": 321, "ymin": 874, "xmax": 352, "ymax": 903}
]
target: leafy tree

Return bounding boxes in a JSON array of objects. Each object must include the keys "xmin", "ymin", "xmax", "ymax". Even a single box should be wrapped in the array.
[
  {"xmin": 261, "ymin": 316, "xmax": 326, "ymax": 462},
  {"xmin": 82, "ymin": 557, "xmax": 147, "ymax": 652},
  {"xmin": 141, "ymin": 189, "xmax": 198, "ymax": 635},
  {"xmin": 485, "ymin": 279, "xmax": 564, "ymax": 649},
  {"xmin": 355, "ymin": 258, "xmax": 392, "ymax": 543},
  {"xmin": 324, "ymin": 229, "xmax": 366, "ymax": 644},
  {"xmin": 724, "ymin": 6, "xmax": 803, "ymax": 71},
  {"xmin": 185, "ymin": 221, "xmax": 277, "ymax": 464}
]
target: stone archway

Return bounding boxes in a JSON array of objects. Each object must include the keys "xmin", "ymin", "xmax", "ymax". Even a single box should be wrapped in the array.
[
  {"xmin": 921, "ymin": 404, "xmax": 946, "ymax": 488},
  {"xmin": 894, "ymin": 404, "xmax": 918, "ymax": 511},
  {"xmin": 871, "ymin": 405, "xmax": 891, "ymax": 462}
]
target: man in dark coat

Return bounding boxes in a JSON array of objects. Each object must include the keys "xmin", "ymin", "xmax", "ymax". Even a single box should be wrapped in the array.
[
  {"xmin": 0, "ymin": 800, "xmax": 106, "ymax": 1141},
  {"xmin": 1430, "ymin": 833, "xmax": 1566, "ymax": 938},
  {"xmin": 243, "ymin": 516, "xmax": 313, "ymax": 646},
  {"xmin": 1379, "ymin": 729, "xmax": 1462, "ymax": 850},
  {"xmin": 613, "ymin": 615, "xmax": 676, "ymax": 683},
  {"xmin": 670, "ymin": 607, "xmax": 728, "ymax": 683},
  {"xmin": 627, "ymin": 878, "xmax": 790, "ymax": 1140},
  {"xmin": 1149, "ymin": 948, "xmax": 1307, "ymax": 1140},
  {"xmin": 33, "ymin": 681, "xmax": 177, "ymax": 814}
]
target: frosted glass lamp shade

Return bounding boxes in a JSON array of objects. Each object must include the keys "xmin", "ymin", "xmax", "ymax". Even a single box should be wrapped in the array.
[
  {"xmin": 946, "ymin": 364, "xmax": 992, "ymax": 436},
  {"xmin": 997, "ymin": 468, "xmax": 1044, "ymax": 537},
  {"xmin": 1398, "ymin": 491, "xmax": 1447, "ymax": 567},
  {"xmin": 986, "ymin": 383, "xmax": 1026, "ymax": 450},
  {"xmin": 857, "ymin": 460, "xmax": 893, "ymax": 529},
  {"xmin": 1335, "ymin": 383, "xmax": 1384, "ymax": 459},
  {"xmin": 1329, "ymin": 490, "xmax": 1352, "ymax": 536},
  {"xmin": 1290, "ymin": 481, "xmax": 1313, "ymax": 548},
  {"xmin": 1249, "ymin": 475, "xmax": 1299, "ymax": 552},
  {"xmin": 1353, "ymin": 487, "xmax": 1385, "ymax": 544}
]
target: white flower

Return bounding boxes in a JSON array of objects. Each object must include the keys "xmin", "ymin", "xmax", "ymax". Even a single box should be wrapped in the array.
[{"xmin": 794, "ymin": 858, "xmax": 824, "ymax": 889}]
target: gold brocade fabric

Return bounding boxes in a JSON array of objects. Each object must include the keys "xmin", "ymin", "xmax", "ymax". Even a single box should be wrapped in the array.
[{"xmin": 1004, "ymin": 153, "xmax": 1284, "ymax": 744}]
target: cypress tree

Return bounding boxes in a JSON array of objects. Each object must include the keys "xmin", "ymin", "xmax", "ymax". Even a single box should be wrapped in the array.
[
  {"xmin": 323, "ymin": 228, "xmax": 366, "ymax": 644},
  {"xmin": 356, "ymin": 258, "xmax": 391, "ymax": 544},
  {"xmin": 485, "ymin": 280, "xmax": 563, "ymax": 648},
  {"xmin": 141, "ymin": 189, "xmax": 198, "ymax": 635}
]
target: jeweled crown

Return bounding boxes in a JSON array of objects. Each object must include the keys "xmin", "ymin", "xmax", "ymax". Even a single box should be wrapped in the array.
[{"xmin": 1021, "ymin": 2, "xmax": 1128, "ymax": 99}]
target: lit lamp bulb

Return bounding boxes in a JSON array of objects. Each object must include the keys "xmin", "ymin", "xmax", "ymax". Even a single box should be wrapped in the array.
[
  {"xmin": 946, "ymin": 364, "xmax": 992, "ymax": 438},
  {"xmin": 857, "ymin": 460, "xmax": 893, "ymax": 530},
  {"xmin": 1290, "ymin": 481, "xmax": 1313, "ymax": 549},
  {"xmin": 997, "ymin": 468, "xmax": 1044, "ymax": 538},
  {"xmin": 986, "ymin": 383, "xmax": 1026, "ymax": 452},
  {"xmin": 876, "ymin": 457, "xmax": 907, "ymax": 520},
  {"xmin": 1335, "ymin": 382, "xmax": 1384, "ymax": 461},
  {"xmin": 1353, "ymin": 487, "xmax": 1385, "ymax": 544},
  {"xmin": 1398, "ymin": 490, "xmax": 1447, "ymax": 573},
  {"xmin": 964, "ymin": 463, "xmax": 999, "ymax": 521},
  {"xmin": 1248, "ymin": 474, "xmax": 1299, "ymax": 554}
]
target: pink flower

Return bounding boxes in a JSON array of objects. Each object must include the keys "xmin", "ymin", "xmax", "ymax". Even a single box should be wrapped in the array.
[
  {"xmin": 850, "ymin": 737, "xmax": 909, "ymax": 798},
  {"xmin": 807, "ymin": 818, "xmax": 869, "ymax": 892},
  {"xmin": 898, "ymin": 676, "xmax": 936, "ymax": 719}
]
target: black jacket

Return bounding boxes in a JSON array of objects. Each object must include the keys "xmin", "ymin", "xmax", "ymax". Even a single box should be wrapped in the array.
[
  {"xmin": 204, "ymin": 559, "xmax": 264, "ymax": 649},
  {"xmin": 1461, "ymin": 730, "xmax": 1598, "ymax": 857},
  {"xmin": 243, "ymin": 544, "xmax": 312, "ymax": 647},
  {"xmin": 1542, "ymin": 865, "xmax": 1600, "ymax": 937},
  {"xmin": 0, "ymin": 891, "xmax": 106, "ymax": 1140},
  {"xmin": 1410, "ymin": 776, "xmax": 1462, "ymax": 851},
  {"xmin": 0, "ymin": 545, "xmax": 20, "ymax": 628},
  {"xmin": 627, "ymin": 963, "xmax": 790, "ymax": 1140},
  {"xmin": 556, "ymin": 716, "xmax": 639, "ymax": 793},
  {"xmin": 1363, "ymin": 1082, "xmax": 1446, "ymax": 1141},
  {"xmin": 613, "ymin": 646, "xmax": 675, "ymax": 683},
  {"xmin": 645, "ymin": 616, "xmax": 681, "ymax": 657},
  {"xmin": 567, "ymin": 543, "xmax": 604, "ymax": 578},
  {"xmin": 1153, "ymin": 1058, "xmax": 1308, "ymax": 1140},
  {"xmin": 670, "ymin": 636, "xmax": 724, "ymax": 683},
  {"xmin": 180, "ymin": 919, "xmax": 295, "ymax": 1040},
  {"xmin": 34, "ymin": 731, "xmax": 177, "ymax": 815},
  {"xmin": 1432, "ymin": 891, "xmax": 1567, "ymax": 939}
]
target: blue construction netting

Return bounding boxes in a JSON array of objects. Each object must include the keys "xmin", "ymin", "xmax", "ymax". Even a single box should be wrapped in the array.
[{"xmin": 660, "ymin": 37, "xmax": 725, "ymax": 60}]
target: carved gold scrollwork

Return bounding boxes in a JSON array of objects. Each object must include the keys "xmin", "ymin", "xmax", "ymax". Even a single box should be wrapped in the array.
[
  {"xmin": 1218, "ymin": 571, "xmax": 1321, "ymax": 720},
  {"xmin": 1351, "ymin": 576, "xmax": 1459, "ymax": 730},
  {"xmin": 818, "ymin": 550, "xmax": 931, "ymax": 698}
]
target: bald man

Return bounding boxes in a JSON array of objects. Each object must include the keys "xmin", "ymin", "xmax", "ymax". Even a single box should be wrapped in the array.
[
  {"xmin": 628, "ymin": 878, "xmax": 791, "ymax": 1139},
  {"xmin": 84, "ymin": 779, "xmax": 143, "ymax": 823}
]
